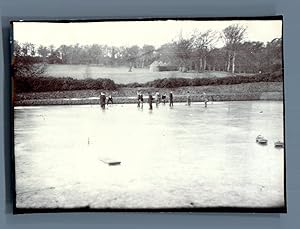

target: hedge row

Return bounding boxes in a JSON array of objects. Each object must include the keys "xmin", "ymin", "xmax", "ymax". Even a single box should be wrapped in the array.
[
  {"xmin": 15, "ymin": 76, "xmax": 117, "ymax": 93},
  {"xmin": 141, "ymin": 71, "xmax": 283, "ymax": 88},
  {"xmin": 15, "ymin": 71, "xmax": 283, "ymax": 93}
]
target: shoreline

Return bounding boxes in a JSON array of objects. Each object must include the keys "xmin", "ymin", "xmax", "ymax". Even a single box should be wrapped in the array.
[
  {"xmin": 15, "ymin": 92, "xmax": 283, "ymax": 106},
  {"xmin": 14, "ymin": 82, "xmax": 283, "ymax": 106}
]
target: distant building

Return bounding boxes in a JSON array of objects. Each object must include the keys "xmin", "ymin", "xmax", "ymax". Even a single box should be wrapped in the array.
[
  {"xmin": 149, "ymin": 61, "xmax": 160, "ymax": 72},
  {"xmin": 149, "ymin": 61, "xmax": 178, "ymax": 72}
]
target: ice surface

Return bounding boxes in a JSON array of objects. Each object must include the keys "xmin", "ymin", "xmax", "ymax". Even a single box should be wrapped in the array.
[{"xmin": 14, "ymin": 101, "xmax": 285, "ymax": 209}]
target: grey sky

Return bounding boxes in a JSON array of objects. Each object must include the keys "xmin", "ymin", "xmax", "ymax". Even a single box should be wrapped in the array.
[{"xmin": 13, "ymin": 20, "xmax": 282, "ymax": 48}]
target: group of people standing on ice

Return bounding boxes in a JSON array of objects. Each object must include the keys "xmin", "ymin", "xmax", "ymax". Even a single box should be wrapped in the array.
[
  {"xmin": 100, "ymin": 91, "xmax": 208, "ymax": 110},
  {"xmin": 99, "ymin": 92, "xmax": 113, "ymax": 109},
  {"xmin": 137, "ymin": 91, "xmax": 173, "ymax": 110},
  {"xmin": 137, "ymin": 90, "xmax": 208, "ymax": 110}
]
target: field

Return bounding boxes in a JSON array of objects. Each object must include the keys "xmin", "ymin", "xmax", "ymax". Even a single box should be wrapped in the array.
[{"xmin": 45, "ymin": 64, "xmax": 246, "ymax": 84}]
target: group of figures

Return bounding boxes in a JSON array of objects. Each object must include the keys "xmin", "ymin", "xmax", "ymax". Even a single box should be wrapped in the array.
[
  {"xmin": 99, "ymin": 92, "xmax": 113, "ymax": 109},
  {"xmin": 137, "ymin": 91, "xmax": 174, "ymax": 110},
  {"xmin": 137, "ymin": 91, "xmax": 209, "ymax": 110},
  {"xmin": 99, "ymin": 91, "xmax": 209, "ymax": 110}
]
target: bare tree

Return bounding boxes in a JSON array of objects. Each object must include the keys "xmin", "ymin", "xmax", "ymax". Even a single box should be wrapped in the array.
[
  {"xmin": 174, "ymin": 31, "xmax": 193, "ymax": 72},
  {"xmin": 191, "ymin": 29, "xmax": 219, "ymax": 72},
  {"xmin": 223, "ymin": 24, "xmax": 247, "ymax": 74}
]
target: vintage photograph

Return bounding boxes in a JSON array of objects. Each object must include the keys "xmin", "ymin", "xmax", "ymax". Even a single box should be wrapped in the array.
[{"xmin": 12, "ymin": 18, "xmax": 285, "ymax": 213}]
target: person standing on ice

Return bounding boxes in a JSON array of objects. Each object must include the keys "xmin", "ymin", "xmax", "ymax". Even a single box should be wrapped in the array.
[
  {"xmin": 169, "ymin": 91, "xmax": 174, "ymax": 107},
  {"xmin": 137, "ymin": 91, "xmax": 141, "ymax": 107},
  {"xmin": 106, "ymin": 94, "xmax": 113, "ymax": 105},
  {"xmin": 155, "ymin": 91, "xmax": 160, "ymax": 107},
  {"xmin": 140, "ymin": 92, "xmax": 144, "ymax": 108},
  {"xmin": 100, "ymin": 92, "xmax": 106, "ymax": 109},
  {"xmin": 202, "ymin": 92, "xmax": 208, "ymax": 108},
  {"xmin": 137, "ymin": 91, "xmax": 144, "ymax": 108},
  {"xmin": 162, "ymin": 93, "xmax": 167, "ymax": 104},
  {"xmin": 187, "ymin": 91, "xmax": 191, "ymax": 106},
  {"xmin": 148, "ymin": 92, "xmax": 153, "ymax": 110}
]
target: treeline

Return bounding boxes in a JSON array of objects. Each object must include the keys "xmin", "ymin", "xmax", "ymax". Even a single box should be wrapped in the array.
[
  {"xmin": 14, "ymin": 42, "xmax": 157, "ymax": 68},
  {"xmin": 13, "ymin": 24, "xmax": 282, "ymax": 75},
  {"xmin": 15, "ymin": 71, "xmax": 282, "ymax": 93}
]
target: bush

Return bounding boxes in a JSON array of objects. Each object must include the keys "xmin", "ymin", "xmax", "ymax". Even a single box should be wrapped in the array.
[
  {"xmin": 137, "ymin": 72, "xmax": 283, "ymax": 88},
  {"xmin": 145, "ymin": 78, "xmax": 191, "ymax": 88},
  {"xmin": 15, "ymin": 75, "xmax": 118, "ymax": 93}
]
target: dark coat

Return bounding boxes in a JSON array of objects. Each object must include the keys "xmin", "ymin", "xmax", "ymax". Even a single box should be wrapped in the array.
[
  {"xmin": 100, "ymin": 95, "xmax": 106, "ymax": 105},
  {"xmin": 148, "ymin": 94, "xmax": 153, "ymax": 103}
]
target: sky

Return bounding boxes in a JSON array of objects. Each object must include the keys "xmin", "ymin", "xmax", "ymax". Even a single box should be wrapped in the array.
[{"xmin": 13, "ymin": 20, "xmax": 282, "ymax": 48}]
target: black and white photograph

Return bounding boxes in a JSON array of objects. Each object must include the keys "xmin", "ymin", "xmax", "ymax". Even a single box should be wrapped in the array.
[{"xmin": 11, "ymin": 17, "xmax": 285, "ymax": 213}]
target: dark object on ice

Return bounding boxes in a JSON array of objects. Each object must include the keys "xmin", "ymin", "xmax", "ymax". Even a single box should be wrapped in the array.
[
  {"xmin": 274, "ymin": 141, "xmax": 284, "ymax": 148},
  {"xmin": 99, "ymin": 159, "xmax": 121, "ymax": 166},
  {"xmin": 256, "ymin": 135, "xmax": 268, "ymax": 144},
  {"xmin": 108, "ymin": 162, "xmax": 121, "ymax": 166}
]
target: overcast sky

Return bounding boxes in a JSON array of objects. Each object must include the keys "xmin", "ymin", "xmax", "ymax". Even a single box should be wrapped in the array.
[{"xmin": 13, "ymin": 20, "xmax": 282, "ymax": 48}]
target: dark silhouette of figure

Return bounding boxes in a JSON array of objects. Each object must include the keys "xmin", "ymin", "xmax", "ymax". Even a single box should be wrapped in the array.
[
  {"xmin": 187, "ymin": 91, "xmax": 191, "ymax": 106},
  {"xmin": 107, "ymin": 94, "xmax": 113, "ymax": 105},
  {"xmin": 148, "ymin": 92, "xmax": 153, "ymax": 110},
  {"xmin": 169, "ymin": 91, "xmax": 174, "ymax": 107},
  {"xmin": 137, "ymin": 91, "xmax": 141, "ymax": 107},
  {"xmin": 137, "ymin": 91, "xmax": 144, "ymax": 108},
  {"xmin": 162, "ymin": 93, "xmax": 166, "ymax": 104},
  {"xmin": 100, "ymin": 92, "xmax": 106, "ymax": 109},
  {"xmin": 140, "ymin": 93, "xmax": 144, "ymax": 108},
  {"xmin": 155, "ymin": 91, "xmax": 160, "ymax": 107},
  {"xmin": 203, "ymin": 92, "xmax": 208, "ymax": 108}
]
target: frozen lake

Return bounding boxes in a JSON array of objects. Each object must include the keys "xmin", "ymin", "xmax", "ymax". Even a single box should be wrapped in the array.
[{"xmin": 14, "ymin": 101, "xmax": 285, "ymax": 210}]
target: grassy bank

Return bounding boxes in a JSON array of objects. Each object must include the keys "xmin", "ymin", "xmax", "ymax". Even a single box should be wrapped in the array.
[
  {"xmin": 45, "ymin": 64, "xmax": 240, "ymax": 84},
  {"xmin": 15, "ymin": 82, "xmax": 283, "ymax": 106}
]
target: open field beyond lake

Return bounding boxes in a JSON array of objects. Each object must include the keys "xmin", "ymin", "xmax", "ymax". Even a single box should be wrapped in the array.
[{"xmin": 45, "ymin": 64, "xmax": 250, "ymax": 84}]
